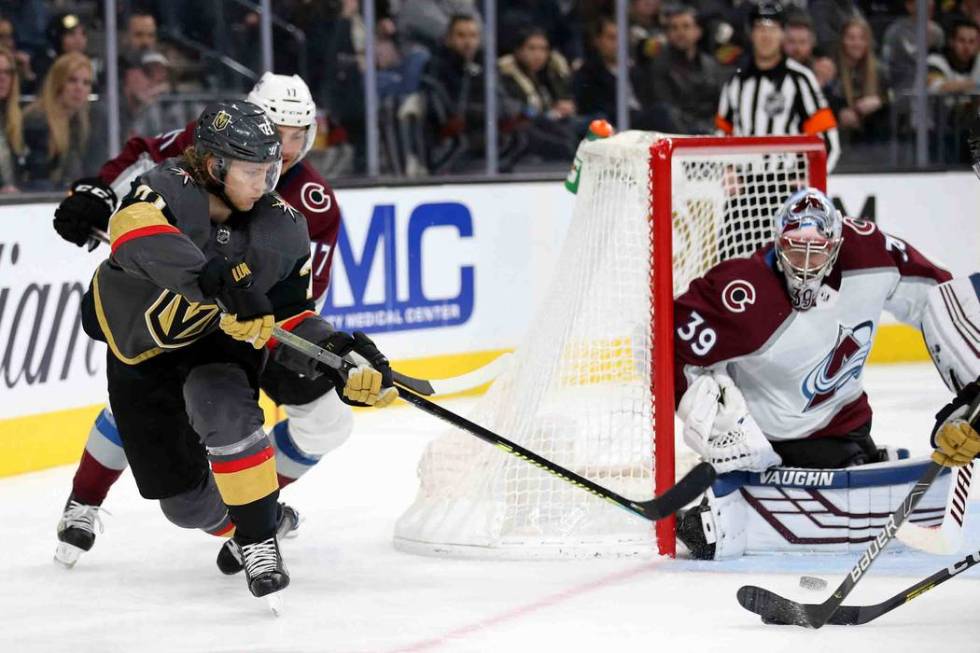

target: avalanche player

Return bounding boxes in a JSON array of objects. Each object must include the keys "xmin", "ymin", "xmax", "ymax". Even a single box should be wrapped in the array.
[
  {"xmin": 672, "ymin": 187, "xmax": 979, "ymax": 559},
  {"xmin": 50, "ymin": 75, "xmax": 353, "ymax": 573}
]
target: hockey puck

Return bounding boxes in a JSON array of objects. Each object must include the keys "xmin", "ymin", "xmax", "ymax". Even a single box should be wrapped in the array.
[{"xmin": 799, "ymin": 575, "xmax": 828, "ymax": 591}]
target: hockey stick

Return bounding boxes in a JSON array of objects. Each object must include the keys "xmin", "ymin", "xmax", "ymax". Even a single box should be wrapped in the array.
[
  {"xmin": 737, "ymin": 394, "xmax": 980, "ymax": 628},
  {"xmin": 796, "ymin": 547, "xmax": 980, "ymax": 626},
  {"xmin": 272, "ymin": 326, "xmax": 717, "ymax": 522},
  {"xmin": 897, "ymin": 461, "xmax": 972, "ymax": 555}
]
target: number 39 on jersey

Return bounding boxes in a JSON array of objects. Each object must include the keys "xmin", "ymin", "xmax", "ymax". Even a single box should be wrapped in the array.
[{"xmin": 677, "ymin": 310, "xmax": 717, "ymax": 356}]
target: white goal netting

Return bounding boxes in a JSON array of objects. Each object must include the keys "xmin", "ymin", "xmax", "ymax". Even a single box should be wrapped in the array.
[{"xmin": 393, "ymin": 132, "xmax": 817, "ymax": 559}]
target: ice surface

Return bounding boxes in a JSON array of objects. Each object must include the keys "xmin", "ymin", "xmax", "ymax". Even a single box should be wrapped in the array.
[{"xmin": 2, "ymin": 363, "xmax": 979, "ymax": 652}]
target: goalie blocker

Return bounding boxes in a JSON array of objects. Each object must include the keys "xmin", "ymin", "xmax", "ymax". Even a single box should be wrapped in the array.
[{"xmin": 677, "ymin": 456, "xmax": 951, "ymax": 560}]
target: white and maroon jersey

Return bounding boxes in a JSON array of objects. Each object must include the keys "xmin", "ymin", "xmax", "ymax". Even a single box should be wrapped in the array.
[
  {"xmin": 674, "ymin": 218, "xmax": 952, "ymax": 442},
  {"xmin": 97, "ymin": 122, "xmax": 340, "ymax": 301}
]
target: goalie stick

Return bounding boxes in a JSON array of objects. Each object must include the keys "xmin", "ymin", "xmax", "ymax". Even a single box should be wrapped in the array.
[
  {"xmin": 271, "ymin": 325, "xmax": 717, "ymax": 523},
  {"xmin": 737, "ymin": 393, "xmax": 980, "ymax": 629},
  {"xmin": 897, "ymin": 461, "xmax": 973, "ymax": 555},
  {"xmin": 786, "ymin": 546, "xmax": 980, "ymax": 626},
  {"xmin": 87, "ymin": 229, "xmax": 510, "ymax": 398}
]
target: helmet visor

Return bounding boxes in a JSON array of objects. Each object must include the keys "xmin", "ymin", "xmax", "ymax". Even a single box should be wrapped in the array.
[{"xmin": 223, "ymin": 158, "xmax": 282, "ymax": 197}]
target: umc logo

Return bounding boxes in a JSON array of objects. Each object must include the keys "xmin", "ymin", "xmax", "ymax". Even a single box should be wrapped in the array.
[
  {"xmin": 801, "ymin": 320, "xmax": 874, "ymax": 411},
  {"xmin": 321, "ymin": 202, "xmax": 474, "ymax": 334}
]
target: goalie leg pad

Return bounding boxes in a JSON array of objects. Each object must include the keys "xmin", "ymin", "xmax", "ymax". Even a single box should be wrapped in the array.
[
  {"xmin": 736, "ymin": 457, "xmax": 951, "ymax": 556},
  {"xmin": 922, "ymin": 274, "xmax": 980, "ymax": 393}
]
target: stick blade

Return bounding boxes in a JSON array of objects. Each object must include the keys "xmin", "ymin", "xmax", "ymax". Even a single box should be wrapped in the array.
[
  {"xmin": 736, "ymin": 585, "xmax": 819, "ymax": 628},
  {"xmin": 638, "ymin": 462, "xmax": 716, "ymax": 520}
]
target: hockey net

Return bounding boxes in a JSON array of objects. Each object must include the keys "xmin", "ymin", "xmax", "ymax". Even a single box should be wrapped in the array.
[{"xmin": 394, "ymin": 133, "xmax": 827, "ymax": 559}]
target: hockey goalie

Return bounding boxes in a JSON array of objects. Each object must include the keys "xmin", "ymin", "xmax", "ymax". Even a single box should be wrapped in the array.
[{"xmin": 673, "ymin": 186, "xmax": 980, "ymax": 560}]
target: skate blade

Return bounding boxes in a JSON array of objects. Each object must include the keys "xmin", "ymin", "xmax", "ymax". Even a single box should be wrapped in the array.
[
  {"xmin": 54, "ymin": 543, "xmax": 83, "ymax": 568},
  {"xmin": 265, "ymin": 592, "xmax": 284, "ymax": 617}
]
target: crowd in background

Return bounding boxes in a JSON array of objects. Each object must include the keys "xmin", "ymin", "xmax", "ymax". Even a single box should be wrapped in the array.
[{"xmin": 0, "ymin": 0, "xmax": 978, "ymax": 190}]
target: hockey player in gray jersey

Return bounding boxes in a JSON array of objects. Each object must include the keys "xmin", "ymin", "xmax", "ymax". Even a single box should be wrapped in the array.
[{"xmin": 76, "ymin": 101, "xmax": 395, "ymax": 605}]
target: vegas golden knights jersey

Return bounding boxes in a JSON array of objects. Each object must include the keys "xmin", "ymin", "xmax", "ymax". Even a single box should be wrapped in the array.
[{"xmin": 89, "ymin": 158, "xmax": 314, "ymax": 364}]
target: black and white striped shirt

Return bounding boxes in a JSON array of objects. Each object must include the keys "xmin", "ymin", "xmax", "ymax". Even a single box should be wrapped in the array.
[{"xmin": 716, "ymin": 57, "xmax": 840, "ymax": 171}]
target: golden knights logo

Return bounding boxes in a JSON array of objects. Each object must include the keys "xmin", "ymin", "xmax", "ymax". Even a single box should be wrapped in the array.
[
  {"xmin": 212, "ymin": 110, "xmax": 232, "ymax": 131},
  {"xmin": 145, "ymin": 291, "xmax": 221, "ymax": 348},
  {"xmin": 272, "ymin": 195, "xmax": 300, "ymax": 220}
]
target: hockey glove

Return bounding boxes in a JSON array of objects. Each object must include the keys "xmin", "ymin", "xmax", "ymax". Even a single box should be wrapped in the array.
[
  {"xmin": 679, "ymin": 373, "xmax": 781, "ymax": 474},
  {"xmin": 316, "ymin": 331, "xmax": 397, "ymax": 408},
  {"xmin": 932, "ymin": 381, "xmax": 980, "ymax": 467},
  {"xmin": 200, "ymin": 257, "xmax": 275, "ymax": 349},
  {"xmin": 53, "ymin": 178, "xmax": 117, "ymax": 247}
]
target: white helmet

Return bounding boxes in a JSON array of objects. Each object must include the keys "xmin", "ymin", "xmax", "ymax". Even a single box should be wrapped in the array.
[
  {"xmin": 247, "ymin": 72, "xmax": 317, "ymax": 165},
  {"xmin": 773, "ymin": 187, "xmax": 844, "ymax": 311}
]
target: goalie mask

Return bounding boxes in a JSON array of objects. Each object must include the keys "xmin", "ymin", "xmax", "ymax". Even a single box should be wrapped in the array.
[
  {"xmin": 773, "ymin": 187, "xmax": 843, "ymax": 311},
  {"xmin": 247, "ymin": 72, "xmax": 317, "ymax": 168}
]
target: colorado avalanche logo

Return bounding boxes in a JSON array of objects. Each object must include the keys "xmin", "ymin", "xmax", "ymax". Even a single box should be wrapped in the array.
[
  {"xmin": 802, "ymin": 321, "xmax": 874, "ymax": 411},
  {"xmin": 300, "ymin": 182, "xmax": 331, "ymax": 213}
]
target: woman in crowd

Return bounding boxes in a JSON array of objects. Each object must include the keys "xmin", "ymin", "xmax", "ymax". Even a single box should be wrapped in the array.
[
  {"xmin": 22, "ymin": 52, "xmax": 104, "ymax": 190},
  {"xmin": 0, "ymin": 46, "xmax": 24, "ymax": 192},
  {"xmin": 829, "ymin": 16, "xmax": 890, "ymax": 144}
]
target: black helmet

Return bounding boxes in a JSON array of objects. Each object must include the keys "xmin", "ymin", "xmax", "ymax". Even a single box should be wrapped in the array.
[
  {"xmin": 195, "ymin": 100, "xmax": 282, "ymax": 164},
  {"xmin": 749, "ymin": 1, "xmax": 785, "ymax": 27}
]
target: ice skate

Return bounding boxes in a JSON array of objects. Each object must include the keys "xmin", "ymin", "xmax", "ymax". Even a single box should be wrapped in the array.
[
  {"xmin": 217, "ymin": 503, "xmax": 300, "ymax": 575},
  {"xmin": 239, "ymin": 535, "xmax": 289, "ymax": 614},
  {"xmin": 54, "ymin": 495, "xmax": 106, "ymax": 568}
]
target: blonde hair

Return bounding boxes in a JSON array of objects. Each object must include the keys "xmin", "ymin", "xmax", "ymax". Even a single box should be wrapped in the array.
[
  {"xmin": 0, "ymin": 47, "xmax": 23, "ymax": 154},
  {"xmin": 26, "ymin": 52, "xmax": 92, "ymax": 161},
  {"xmin": 838, "ymin": 16, "xmax": 880, "ymax": 109}
]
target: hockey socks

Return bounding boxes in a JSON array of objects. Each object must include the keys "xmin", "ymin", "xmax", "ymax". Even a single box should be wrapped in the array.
[
  {"xmin": 71, "ymin": 409, "xmax": 127, "ymax": 506},
  {"xmin": 209, "ymin": 433, "xmax": 280, "ymax": 542},
  {"xmin": 270, "ymin": 420, "xmax": 321, "ymax": 488}
]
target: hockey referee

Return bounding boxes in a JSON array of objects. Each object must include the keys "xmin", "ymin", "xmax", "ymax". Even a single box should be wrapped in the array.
[{"xmin": 716, "ymin": 1, "xmax": 840, "ymax": 171}]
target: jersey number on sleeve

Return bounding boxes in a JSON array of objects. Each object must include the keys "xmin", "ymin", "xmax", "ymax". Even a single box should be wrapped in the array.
[{"xmin": 677, "ymin": 311, "xmax": 717, "ymax": 356}]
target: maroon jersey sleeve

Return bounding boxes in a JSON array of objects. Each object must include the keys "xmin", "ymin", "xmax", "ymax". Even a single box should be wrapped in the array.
[
  {"xmin": 99, "ymin": 122, "xmax": 197, "ymax": 185},
  {"xmin": 278, "ymin": 161, "xmax": 341, "ymax": 301},
  {"xmin": 673, "ymin": 250, "xmax": 793, "ymax": 404},
  {"xmin": 834, "ymin": 217, "xmax": 952, "ymax": 323}
]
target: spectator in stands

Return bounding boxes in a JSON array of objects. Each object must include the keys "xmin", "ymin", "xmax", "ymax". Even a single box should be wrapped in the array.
[
  {"xmin": 630, "ymin": 0, "xmax": 666, "ymax": 63},
  {"xmin": 30, "ymin": 12, "xmax": 91, "ymax": 94},
  {"xmin": 420, "ymin": 14, "xmax": 524, "ymax": 173},
  {"xmin": 829, "ymin": 16, "xmax": 890, "ymax": 142},
  {"xmin": 634, "ymin": 5, "xmax": 722, "ymax": 134},
  {"xmin": 498, "ymin": 0, "xmax": 581, "ymax": 63},
  {"xmin": 119, "ymin": 50, "xmax": 174, "ymax": 139},
  {"xmin": 783, "ymin": 14, "xmax": 837, "ymax": 90},
  {"xmin": 809, "ymin": 0, "xmax": 861, "ymax": 58},
  {"xmin": 0, "ymin": 16, "xmax": 34, "ymax": 94},
  {"xmin": 498, "ymin": 27, "xmax": 578, "ymax": 161},
  {"xmin": 950, "ymin": 0, "xmax": 980, "ymax": 31},
  {"xmin": 123, "ymin": 11, "xmax": 158, "ymax": 57},
  {"xmin": 0, "ymin": 46, "xmax": 23, "ymax": 191},
  {"xmin": 927, "ymin": 18, "xmax": 980, "ymax": 94},
  {"xmin": 22, "ymin": 52, "xmax": 104, "ymax": 190},
  {"xmin": 398, "ymin": 0, "xmax": 480, "ymax": 53},
  {"xmin": 882, "ymin": 0, "xmax": 945, "ymax": 93},
  {"xmin": 573, "ymin": 15, "xmax": 674, "ymax": 131}
]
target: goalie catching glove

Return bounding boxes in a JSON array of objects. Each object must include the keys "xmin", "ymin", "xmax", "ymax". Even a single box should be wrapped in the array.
[
  {"xmin": 931, "ymin": 380, "xmax": 980, "ymax": 467},
  {"xmin": 678, "ymin": 373, "xmax": 782, "ymax": 474},
  {"xmin": 53, "ymin": 177, "xmax": 117, "ymax": 247},
  {"xmin": 199, "ymin": 257, "xmax": 274, "ymax": 349}
]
